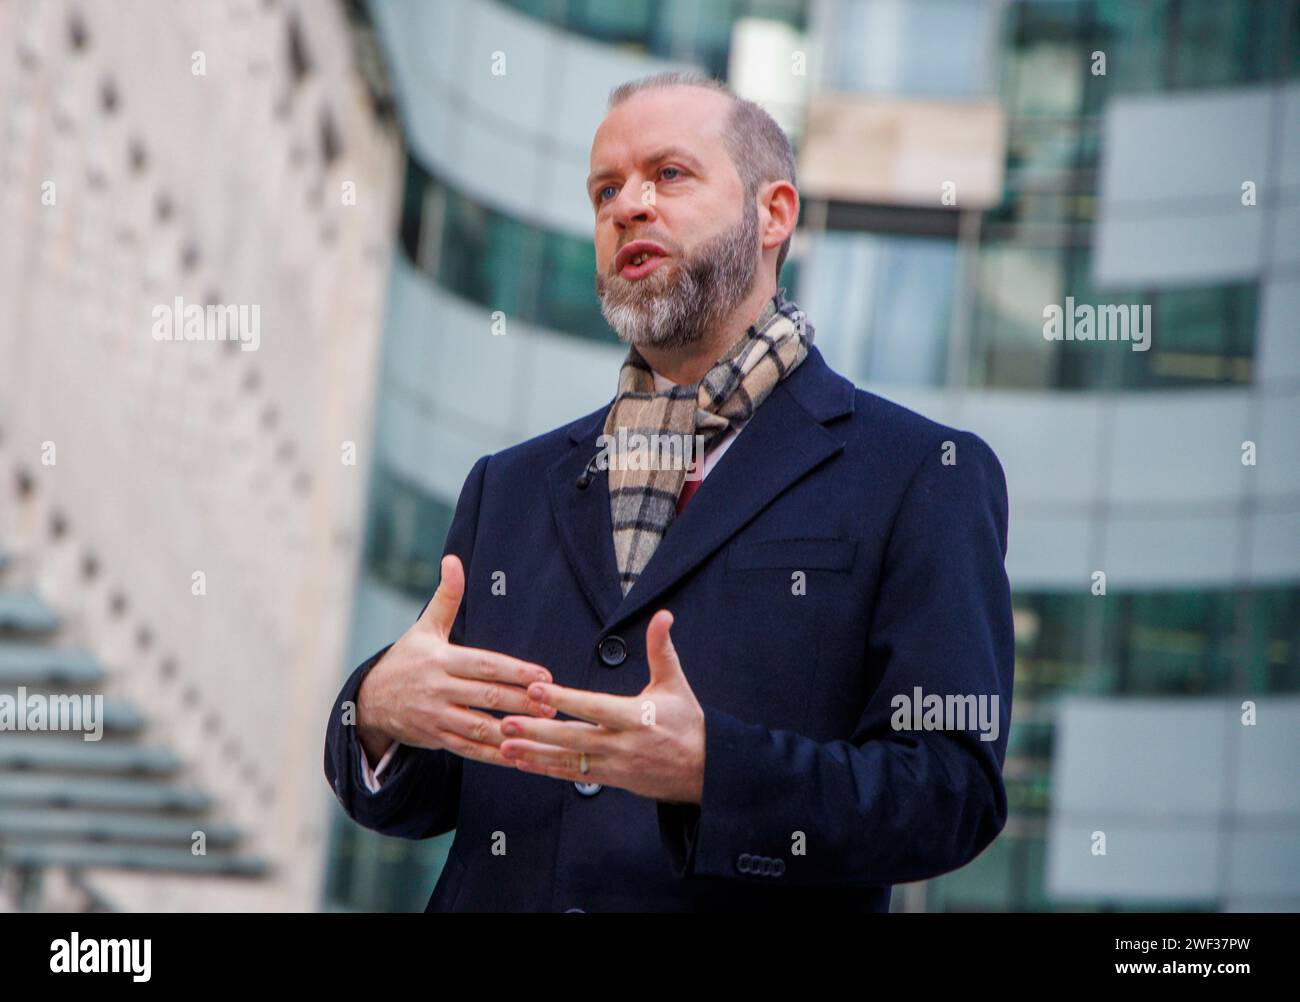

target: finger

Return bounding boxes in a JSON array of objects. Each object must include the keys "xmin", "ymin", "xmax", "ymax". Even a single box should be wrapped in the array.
[
  {"xmin": 498, "ymin": 715, "xmax": 610, "ymax": 751},
  {"xmin": 419, "ymin": 555, "xmax": 465, "ymax": 640},
  {"xmin": 525, "ymin": 682, "xmax": 638, "ymax": 729},
  {"xmin": 440, "ymin": 676, "xmax": 558, "ymax": 718},
  {"xmin": 433, "ymin": 706, "xmax": 517, "ymax": 767},
  {"xmin": 439, "ymin": 704, "xmax": 510, "ymax": 746},
  {"xmin": 435, "ymin": 732, "xmax": 516, "ymax": 768},
  {"xmin": 441, "ymin": 645, "xmax": 552, "ymax": 687},
  {"xmin": 645, "ymin": 610, "xmax": 684, "ymax": 687},
  {"xmin": 500, "ymin": 739, "xmax": 600, "ymax": 778}
]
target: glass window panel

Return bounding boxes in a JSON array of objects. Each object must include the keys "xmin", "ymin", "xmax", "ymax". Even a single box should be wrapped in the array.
[
  {"xmin": 677, "ymin": 0, "xmax": 740, "ymax": 78},
  {"xmin": 398, "ymin": 157, "xmax": 425, "ymax": 262},
  {"xmin": 1169, "ymin": 0, "xmax": 1261, "ymax": 89},
  {"xmin": 436, "ymin": 188, "xmax": 492, "ymax": 305},
  {"xmin": 364, "ymin": 467, "xmax": 454, "ymax": 603},
  {"xmin": 1085, "ymin": 0, "xmax": 1168, "ymax": 109},
  {"xmin": 501, "ymin": 0, "xmax": 561, "ymax": 21},
  {"xmin": 1007, "ymin": 716, "xmax": 1055, "ymax": 760},
  {"xmin": 1290, "ymin": 0, "xmax": 1300, "ymax": 76},
  {"xmin": 1002, "ymin": 0, "xmax": 1089, "ymax": 119},
  {"xmin": 1013, "ymin": 593, "xmax": 1112, "ymax": 697},
  {"xmin": 1117, "ymin": 284, "xmax": 1256, "ymax": 389},
  {"xmin": 323, "ymin": 817, "xmax": 356, "ymax": 905},
  {"xmin": 1007, "ymin": 769, "xmax": 1052, "ymax": 816},
  {"xmin": 501, "ymin": 0, "xmax": 805, "ymax": 70},
  {"xmin": 1058, "ymin": 244, "xmax": 1135, "ymax": 389},
  {"xmin": 897, "ymin": 0, "xmax": 992, "ymax": 97},
  {"xmin": 1108, "ymin": 591, "xmax": 1236, "ymax": 695},
  {"xmin": 1020, "ymin": 835, "xmax": 1051, "ymax": 911},
  {"xmin": 437, "ymin": 192, "xmax": 541, "ymax": 321},
  {"xmin": 859, "ymin": 235, "xmax": 954, "ymax": 385},
  {"xmin": 416, "ymin": 177, "xmax": 446, "ymax": 278},
  {"xmin": 970, "ymin": 239, "xmax": 1258, "ymax": 391},
  {"xmin": 800, "ymin": 230, "xmax": 873, "ymax": 381},
  {"xmin": 744, "ymin": 0, "xmax": 805, "ymax": 28},
  {"xmin": 567, "ymin": 0, "xmax": 655, "ymax": 44},
  {"xmin": 802, "ymin": 231, "xmax": 952, "ymax": 388},
  {"xmin": 831, "ymin": 0, "xmax": 991, "ymax": 97},
  {"xmin": 1244, "ymin": 588, "xmax": 1300, "ymax": 693},
  {"xmin": 324, "ymin": 819, "xmax": 454, "ymax": 912},
  {"xmin": 1004, "ymin": 118, "xmax": 1095, "ymax": 186},
  {"xmin": 485, "ymin": 212, "xmax": 542, "ymax": 321},
  {"xmin": 927, "ymin": 834, "xmax": 1016, "ymax": 911},
  {"xmin": 970, "ymin": 240, "xmax": 1066, "ymax": 389},
  {"xmin": 537, "ymin": 231, "xmax": 606, "ymax": 341}
]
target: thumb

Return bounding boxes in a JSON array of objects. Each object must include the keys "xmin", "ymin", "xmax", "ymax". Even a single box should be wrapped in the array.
[
  {"xmin": 419, "ymin": 554, "xmax": 465, "ymax": 640},
  {"xmin": 645, "ymin": 610, "xmax": 685, "ymax": 687}
]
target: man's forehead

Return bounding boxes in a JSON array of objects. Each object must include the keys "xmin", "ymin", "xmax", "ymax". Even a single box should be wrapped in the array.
[{"xmin": 589, "ymin": 87, "xmax": 730, "ymax": 169}]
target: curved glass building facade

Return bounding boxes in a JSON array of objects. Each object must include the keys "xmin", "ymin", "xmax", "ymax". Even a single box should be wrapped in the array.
[{"xmin": 324, "ymin": 0, "xmax": 1300, "ymax": 912}]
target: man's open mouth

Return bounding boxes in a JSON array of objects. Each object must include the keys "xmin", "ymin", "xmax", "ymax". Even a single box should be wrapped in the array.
[
  {"xmin": 620, "ymin": 253, "xmax": 667, "ymax": 280},
  {"xmin": 615, "ymin": 241, "xmax": 669, "ymax": 280}
]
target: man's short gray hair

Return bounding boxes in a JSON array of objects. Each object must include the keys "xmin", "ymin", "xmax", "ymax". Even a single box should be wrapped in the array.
[{"xmin": 607, "ymin": 71, "xmax": 797, "ymax": 281}]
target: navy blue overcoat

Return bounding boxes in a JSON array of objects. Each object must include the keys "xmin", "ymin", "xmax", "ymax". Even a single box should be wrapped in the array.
[{"xmin": 324, "ymin": 345, "xmax": 1014, "ymax": 912}]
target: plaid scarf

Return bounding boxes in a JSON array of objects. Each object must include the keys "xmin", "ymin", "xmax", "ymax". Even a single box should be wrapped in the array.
[{"xmin": 604, "ymin": 287, "xmax": 814, "ymax": 595}]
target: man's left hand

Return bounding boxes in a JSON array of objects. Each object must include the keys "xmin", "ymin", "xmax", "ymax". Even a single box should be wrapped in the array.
[{"xmin": 498, "ymin": 610, "xmax": 705, "ymax": 804}]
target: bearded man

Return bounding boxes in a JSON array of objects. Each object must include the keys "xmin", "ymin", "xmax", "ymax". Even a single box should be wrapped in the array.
[{"xmin": 324, "ymin": 70, "xmax": 1015, "ymax": 913}]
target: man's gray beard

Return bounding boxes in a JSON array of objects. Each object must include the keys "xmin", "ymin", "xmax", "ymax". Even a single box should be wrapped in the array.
[{"xmin": 595, "ymin": 200, "xmax": 759, "ymax": 352}]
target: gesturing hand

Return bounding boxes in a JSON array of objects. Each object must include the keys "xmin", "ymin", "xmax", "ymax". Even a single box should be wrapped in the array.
[
  {"xmin": 498, "ymin": 610, "xmax": 706, "ymax": 805},
  {"xmin": 355, "ymin": 554, "xmax": 557, "ymax": 766}
]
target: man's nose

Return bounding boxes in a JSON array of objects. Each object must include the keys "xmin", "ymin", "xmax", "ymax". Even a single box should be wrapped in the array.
[{"xmin": 610, "ymin": 178, "xmax": 657, "ymax": 227}]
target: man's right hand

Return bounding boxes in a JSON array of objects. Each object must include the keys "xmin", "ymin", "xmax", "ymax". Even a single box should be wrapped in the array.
[{"xmin": 355, "ymin": 554, "xmax": 557, "ymax": 767}]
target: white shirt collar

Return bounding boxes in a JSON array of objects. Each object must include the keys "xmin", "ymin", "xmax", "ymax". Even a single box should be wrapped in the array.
[{"xmin": 651, "ymin": 369, "xmax": 676, "ymax": 393}]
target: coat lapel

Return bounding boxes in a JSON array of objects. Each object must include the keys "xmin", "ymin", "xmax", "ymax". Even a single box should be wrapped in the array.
[
  {"xmin": 546, "ymin": 404, "xmax": 623, "ymax": 624},
  {"xmin": 546, "ymin": 346, "xmax": 856, "ymax": 630}
]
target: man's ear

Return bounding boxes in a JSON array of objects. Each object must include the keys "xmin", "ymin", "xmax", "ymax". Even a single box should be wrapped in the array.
[{"xmin": 760, "ymin": 180, "xmax": 799, "ymax": 251}]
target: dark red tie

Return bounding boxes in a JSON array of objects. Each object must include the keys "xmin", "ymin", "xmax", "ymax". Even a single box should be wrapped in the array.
[{"xmin": 676, "ymin": 474, "xmax": 702, "ymax": 514}]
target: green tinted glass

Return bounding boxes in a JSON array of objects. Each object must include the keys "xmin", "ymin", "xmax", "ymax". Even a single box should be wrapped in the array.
[{"xmin": 364, "ymin": 466, "xmax": 455, "ymax": 602}]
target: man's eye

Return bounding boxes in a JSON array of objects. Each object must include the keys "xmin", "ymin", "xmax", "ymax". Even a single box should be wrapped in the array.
[
  {"xmin": 660, "ymin": 166, "xmax": 681, "ymax": 180},
  {"xmin": 597, "ymin": 185, "xmax": 617, "ymax": 203}
]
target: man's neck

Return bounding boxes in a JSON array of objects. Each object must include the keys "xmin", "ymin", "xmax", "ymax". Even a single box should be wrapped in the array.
[{"xmin": 636, "ymin": 277, "xmax": 777, "ymax": 385}]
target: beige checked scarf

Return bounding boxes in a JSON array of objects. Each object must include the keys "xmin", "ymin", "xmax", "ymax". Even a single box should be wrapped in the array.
[{"xmin": 604, "ymin": 288, "xmax": 814, "ymax": 594}]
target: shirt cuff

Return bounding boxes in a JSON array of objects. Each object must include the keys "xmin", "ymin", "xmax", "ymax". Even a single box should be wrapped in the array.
[{"xmin": 359, "ymin": 738, "xmax": 399, "ymax": 793}]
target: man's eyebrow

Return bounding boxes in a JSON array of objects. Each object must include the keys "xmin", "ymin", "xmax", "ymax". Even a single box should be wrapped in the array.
[{"xmin": 586, "ymin": 147, "xmax": 704, "ymax": 195}]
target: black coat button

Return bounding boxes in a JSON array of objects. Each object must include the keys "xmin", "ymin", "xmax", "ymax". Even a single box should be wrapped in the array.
[{"xmin": 597, "ymin": 636, "xmax": 627, "ymax": 667}]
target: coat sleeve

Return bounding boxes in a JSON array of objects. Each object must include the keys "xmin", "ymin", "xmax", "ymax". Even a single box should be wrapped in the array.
[
  {"xmin": 659, "ymin": 430, "xmax": 1014, "ymax": 887},
  {"xmin": 323, "ymin": 453, "xmax": 491, "ymax": 840}
]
